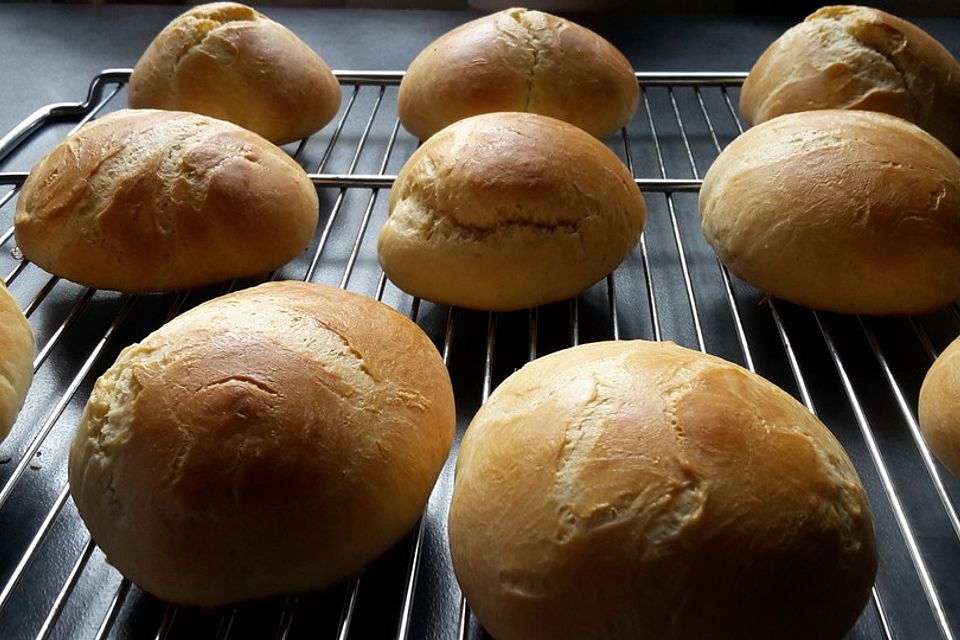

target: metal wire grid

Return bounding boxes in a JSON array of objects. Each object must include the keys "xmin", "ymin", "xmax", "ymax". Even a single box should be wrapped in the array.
[{"xmin": 0, "ymin": 69, "xmax": 956, "ymax": 639}]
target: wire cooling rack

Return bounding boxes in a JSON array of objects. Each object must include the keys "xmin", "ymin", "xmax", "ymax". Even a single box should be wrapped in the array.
[{"xmin": 0, "ymin": 69, "xmax": 958, "ymax": 640}]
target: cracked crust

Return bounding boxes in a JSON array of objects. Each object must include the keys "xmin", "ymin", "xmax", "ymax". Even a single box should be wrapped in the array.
[
  {"xmin": 377, "ymin": 112, "xmax": 645, "ymax": 311},
  {"xmin": 449, "ymin": 340, "xmax": 877, "ymax": 640},
  {"xmin": 741, "ymin": 5, "xmax": 960, "ymax": 150},
  {"xmin": 67, "ymin": 281, "xmax": 455, "ymax": 606},
  {"xmin": 0, "ymin": 282, "xmax": 33, "ymax": 443},
  {"xmin": 699, "ymin": 109, "xmax": 960, "ymax": 315},
  {"xmin": 128, "ymin": 2, "xmax": 341, "ymax": 145},
  {"xmin": 397, "ymin": 8, "xmax": 638, "ymax": 141},
  {"xmin": 14, "ymin": 109, "xmax": 319, "ymax": 293}
]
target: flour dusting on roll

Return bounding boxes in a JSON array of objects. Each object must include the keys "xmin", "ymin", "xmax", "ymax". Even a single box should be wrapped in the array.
[
  {"xmin": 378, "ymin": 112, "xmax": 645, "ymax": 311},
  {"xmin": 129, "ymin": 2, "xmax": 341, "ymax": 145},
  {"xmin": 0, "ymin": 282, "xmax": 33, "ymax": 443},
  {"xmin": 919, "ymin": 336, "xmax": 960, "ymax": 478},
  {"xmin": 68, "ymin": 281, "xmax": 455, "ymax": 606},
  {"xmin": 449, "ymin": 340, "xmax": 877, "ymax": 640},
  {"xmin": 740, "ymin": 5, "xmax": 960, "ymax": 150},
  {"xmin": 699, "ymin": 109, "xmax": 960, "ymax": 315},
  {"xmin": 15, "ymin": 109, "xmax": 319, "ymax": 294},
  {"xmin": 398, "ymin": 8, "xmax": 638, "ymax": 140}
]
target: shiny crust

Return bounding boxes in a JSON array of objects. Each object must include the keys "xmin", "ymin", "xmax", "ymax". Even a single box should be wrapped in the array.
[
  {"xmin": 128, "ymin": 2, "xmax": 341, "ymax": 145},
  {"xmin": 740, "ymin": 5, "xmax": 960, "ymax": 149},
  {"xmin": 699, "ymin": 109, "xmax": 960, "ymax": 315},
  {"xmin": 0, "ymin": 283, "xmax": 33, "ymax": 442},
  {"xmin": 919, "ymin": 336, "xmax": 960, "ymax": 477},
  {"xmin": 449, "ymin": 340, "xmax": 877, "ymax": 640},
  {"xmin": 14, "ymin": 109, "xmax": 319, "ymax": 293},
  {"xmin": 397, "ymin": 8, "xmax": 638, "ymax": 140},
  {"xmin": 68, "ymin": 281, "xmax": 455, "ymax": 606},
  {"xmin": 378, "ymin": 112, "xmax": 646, "ymax": 311}
]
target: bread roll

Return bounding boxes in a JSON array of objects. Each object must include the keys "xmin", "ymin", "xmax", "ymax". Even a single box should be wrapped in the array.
[
  {"xmin": 699, "ymin": 109, "xmax": 960, "ymax": 315},
  {"xmin": 378, "ymin": 112, "xmax": 645, "ymax": 311},
  {"xmin": 129, "ymin": 2, "xmax": 341, "ymax": 145},
  {"xmin": 15, "ymin": 109, "xmax": 318, "ymax": 294},
  {"xmin": 449, "ymin": 340, "xmax": 877, "ymax": 640},
  {"xmin": 919, "ymin": 336, "xmax": 960, "ymax": 478},
  {"xmin": 397, "ymin": 8, "xmax": 638, "ymax": 141},
  {"xmin": 740, "ymin": 5, "xmax": 960, "ymax": 150},
  {"xmin": 0, "ymin": 282, "xmax": 33, "ymax": 443},
  {"xmin": 68, "ymin": 281, "xmax": 455, "ymax": 606}
]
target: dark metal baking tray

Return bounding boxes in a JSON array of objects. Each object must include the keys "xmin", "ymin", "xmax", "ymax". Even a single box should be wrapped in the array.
[{"xmin": 0, "ymin": 69, "xmax": 957, "ymax": 640}]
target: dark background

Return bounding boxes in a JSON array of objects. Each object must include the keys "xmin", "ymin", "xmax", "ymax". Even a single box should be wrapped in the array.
[{"xmin": 26, "ymin": 0, "xmax": 960, "ymax": 14}]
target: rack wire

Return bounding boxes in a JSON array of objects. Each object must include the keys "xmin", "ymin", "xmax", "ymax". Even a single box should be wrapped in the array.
[{"xmin": 0, "ymin": 69, "xmax": 958, "ymax": 640}]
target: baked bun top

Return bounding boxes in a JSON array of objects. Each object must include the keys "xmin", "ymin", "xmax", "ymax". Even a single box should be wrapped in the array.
[
  {"xmin": 699, "ymin": 109, "xmax": 960, "ymax": 315},
  {"xmin": 919, "ymin": 335, "xmax": 960, "ymax": 478},
  {"xmin": 15, "ymin": 109, "xmax": 318, "ymax": 293},
  {"xmin": 129, "ymin": 2, "xmax": 342, "ymax": 144},
  {"xmin": 740, "ymin": 5, "xmax": 960, "ymax": 150},
  {"xmin": 68, "ymin": 281, "xmax": 455, "ymax": 606},
  {"xmin": 0, "ymin": 282, "xmax": 33, "ymax": 443},
  {"xmin": 397, "ymin": 7, "xmax": 638, "ymax": 140},
  {"xmin": 378, "ymin": 112, "xmax": 645, "ymax": 311},
  {"xmin": 449, "ymin": 339, "xmax": 877, "ymax": 640}
]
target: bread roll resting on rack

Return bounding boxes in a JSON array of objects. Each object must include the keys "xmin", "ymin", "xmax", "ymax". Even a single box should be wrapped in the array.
[
  {"xmin": 699, "ymin": 109, "xmax": 960, "ymax": 315},
  {"xmin": 919, "ymin": 336, "xmax": 960, "ymax": 478},
  {"xmin": 740, "ymin": 5, "xmax": 960, "ymax": 150},
  {"xmin": 15, "ymin": 109, "xmax": 318, "ymax": 294},
  {"xmin": 129, "ymin": 2, "xmax": 341, "ymax": 145},
  {"xmin": 378, "ymin": 112, "xmax": 645, "ymax": 311},
  {"xmin": 397, "ymin": 7, "xmax": 638, "ymax": 140},
  {"xmin": 68, "ymin": 281, "xmax": 456, "ymax": 607},
  {"xmin": 0, "ymin": 282, "xmax": 33, "ymax": 443},
  {"xmin": 449, "ymin": 340, "xmax": 877, "ymax": 640}
]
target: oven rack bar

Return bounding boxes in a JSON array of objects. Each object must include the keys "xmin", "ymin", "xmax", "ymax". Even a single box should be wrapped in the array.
[
  {"xmin": 0, "ymin": 68, "xmax": 747, "ymax": 167},
  {"xmin": 0, "ymin": 171, "xmax": 703, "ymax": 193}
]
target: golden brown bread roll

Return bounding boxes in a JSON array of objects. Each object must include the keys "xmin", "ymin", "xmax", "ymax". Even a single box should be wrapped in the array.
[
  {"xmin": 449, "ymin": 340, "xmax": 877, "ymax": 640},
  {"xmin": 0, "ymin": 282, "xmax": 33, "ymax": 443},
  {"xmin": 699, "ymin": 109, "xmax": 960, "ymax": 315},
  {"xmin": 397, "ymin": 8, "xmax": 638, "ymax": 141},
  {"xmin": 128, "ymin": 2, "xmax": 341, "ymax": 145},
  {"xmin": 15, "ymin": 109, "xmax": 318, "ymax": 294},
  {"xmin": 378, "ymin": 112, "xmax": 645, "ymax": 311},
  {"xmin": 740, "ymin": 5, "xmax": 960, "ymax": 150},
  {"xmin": 919, "ymin": 336, "xmax": 960, "ymax": 478},
  {"xmin": 68, "ymin": 281, "xmax": 455, "ymax": 606}
]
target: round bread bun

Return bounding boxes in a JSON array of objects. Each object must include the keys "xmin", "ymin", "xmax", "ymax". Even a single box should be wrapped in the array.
[
  {"xmin": 68, "ymin": 281, "xmax": 455, "ymax": 606},
  {"xmin": 15, "ymin": 109, "xmax": 319, "ymax": 294},
  {"xmin": 0, "ymin": 282, "xmax": 33, "ymax": 443},
  {"xmin": 378, "ymin": 112, "xmax": 645, "ymax": 311},
  {"xmin": 128, "ymin": 2, "xmax": 341, "ymax": 145},
  {"xmin": 740, "ymin": 5, "xmax": 960, "ymax": 150},
  {"xmin": 397, "ymin": 8, "xmax": 638, "ymax": 141},
  {"xmin": 919, "ymin": 335, "xmax": 960, "ymax": 478},
  {"xmin": 699, "ymin": 109, "xmax": 960, "ymax": 315},
  {"xmin": 449, "ymin": 340, "xmax": 877, "ymax": 640}
]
